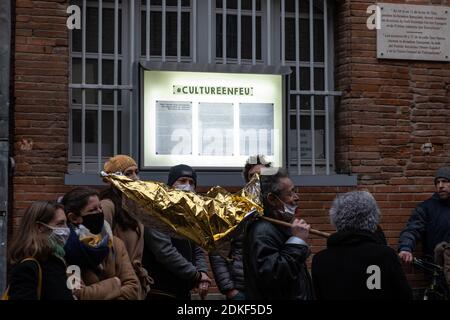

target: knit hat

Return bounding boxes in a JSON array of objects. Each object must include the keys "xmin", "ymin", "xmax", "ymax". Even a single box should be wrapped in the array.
[
  {"xmin": 435, "ymin": 167, "xmax": 450, "ymax": 184},
  {"xmin": 167, "ymin": 164, "xmax": 197, "ymax": 187},
  {"xmin": 103, "ymin": 155, "xmax": 137, "ymax": 174},
  {"xmin": 329, "ymin": 191, "xmax": 380, "ymax": 233}
]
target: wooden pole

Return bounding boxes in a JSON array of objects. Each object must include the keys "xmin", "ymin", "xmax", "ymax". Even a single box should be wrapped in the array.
[{"xmin": 260, "ymin": 215, "xmax": 331, "ymax": 238}]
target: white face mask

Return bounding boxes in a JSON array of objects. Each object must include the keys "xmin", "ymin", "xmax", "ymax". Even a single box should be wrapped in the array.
[
  {"xmin": 274, "ymin": 195, "xmax": 298, "ymax": 221},
  {"xmin": 41, "ymin": 223, "xmax": 71, "ymax": 246},
  {"xmin": 175, "ymin": 183, "xmax": 195, "ymax": 192},
  {"xmin": 52, "ymin": 227, "xmax": 71, "ymax": 246},
  {"xmin": 282, "ymin": 202, "xmax": 297, "ymax": 216}
]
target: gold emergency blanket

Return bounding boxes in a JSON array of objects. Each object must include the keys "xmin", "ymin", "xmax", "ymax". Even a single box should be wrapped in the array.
[{"xmin": 101, "ymin": 172, "xmax": 263, "ymax": 252}]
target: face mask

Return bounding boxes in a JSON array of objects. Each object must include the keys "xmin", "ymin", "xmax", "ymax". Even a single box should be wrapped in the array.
[
  {"xmin": 51, "ymin": 227, "xmax": 71, "ymax": 246},
  {"xmin": 82, "ymin": 212, "xmax": 105, "ymax": 235},
  {"xmin": 274, "ymin": 195, "xmax": 298, "ymax": 221},
  {"xmin": 40, "ymin": 223, "xmax": 71, "ymax": 246},
  {"xmin": 282, "ymin": 202, "xmax": 297, "ymax": 216},
  {"xmin": 175, "ymin": 183, "xmax": 195, "ymax": 192}
]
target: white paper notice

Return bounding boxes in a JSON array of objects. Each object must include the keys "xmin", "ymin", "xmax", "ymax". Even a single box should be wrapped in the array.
[
  {"xmin": 156, "ymin": 101, "xmax": 192, "ymax": 155},
  {"xmin": 377, "ymin": 3, "xmax": 450, "ymax": 61},
  {"xmin": 239, "ymin": 103, "xmax": 274, "ymax": 156},
  {"xmin": 289, "ymin": 129, "xmax": 325, "ymax": 160},
  {"xmin": 198, "ymin": 103, "xmax": 234, "ymax": 156}
]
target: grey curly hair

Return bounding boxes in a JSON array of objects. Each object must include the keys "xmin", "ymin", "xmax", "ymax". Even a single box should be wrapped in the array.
[{"xmin": 329, "ymin": 191, "xmax": 380, "ymax": 232}]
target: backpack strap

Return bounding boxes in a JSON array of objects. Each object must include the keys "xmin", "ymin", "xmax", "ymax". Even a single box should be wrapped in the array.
[
  {"xmin": 21, "ymin": 258, "xmax": 43, "ymax": 299},
  {"xmin": 21, "ymin": 258, "xmax": 43, "ymax": 300}
]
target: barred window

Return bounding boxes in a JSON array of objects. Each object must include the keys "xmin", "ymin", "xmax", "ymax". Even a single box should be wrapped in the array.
[
  {"xmin": 140, "ymin": 0, "xmax": 192, "ymax": 60},
  {"xmin": 70, "ymin": 0, "xmax": 126, "ymax": 173},
  {"xmin": 215, "ymin": 0, "xmax": 262, "ymax": 62},
  {"xmin": 282, "ymin": 0, "xmax": 336, "ymax": 175},
  {"xmin": 69, "ymin": 0, "xmax": 338, "ymax": 178}
]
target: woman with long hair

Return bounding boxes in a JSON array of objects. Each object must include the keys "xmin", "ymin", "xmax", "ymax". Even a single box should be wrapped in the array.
[
  {"xmin": 101, "ymin": 155, "xmax": 153, "ymax": 299},
  {"xmin": 6, "ymin": 201, "xmax": 74, "ymax": 300}
]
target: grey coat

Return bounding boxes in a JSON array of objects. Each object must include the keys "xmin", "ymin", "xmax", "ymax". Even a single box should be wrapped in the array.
[{"xmin": 142, "ymin": 227, "xmax": 208, "ymax": 299}]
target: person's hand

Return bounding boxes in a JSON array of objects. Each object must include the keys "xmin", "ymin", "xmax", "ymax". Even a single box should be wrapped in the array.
[
  {"xmin": 291, "ymin": 218, "xmax": 310, "ymax": 242},
  {"xmin": 225, "ymin": 289, "xmax": 239, "ymax": 299},
  {"xmin": 399, "ymin": 251, "xmax": 413, "ymax": 264},
  {"xmin": 72, "ymin": 279, "xmax": 85, "ymax": 296},
  {"xmin": 197, "ymin": 272, "xmax": 211, "ymax": 300},
  {"xmin": 113, "ymin": 276, "xmax": 122, "ymax": 287}
]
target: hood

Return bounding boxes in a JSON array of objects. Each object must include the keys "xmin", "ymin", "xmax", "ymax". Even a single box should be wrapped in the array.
[{"xmin": 327, "ymin": 229, "xmax": 380, "ymax": 247}]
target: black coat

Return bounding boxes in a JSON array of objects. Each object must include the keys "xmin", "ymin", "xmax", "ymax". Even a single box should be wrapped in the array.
[
  {"xmin": 243, "ymin": 219, "xmax": 313, "ymax": 300},
  {"xmin": 399, "ymin": 193, "xmax": 450, "ymax": 258},
  {"xmin": 8, "ymin": 255, "xmax": 74, "ymax": 300},
  {"xmin": 209, "ymin": 230, "xmax": 245, "ymax": 294},
  {"xmin": 312, "ymin": 230, "xmax": 413, "ymax": 300}
]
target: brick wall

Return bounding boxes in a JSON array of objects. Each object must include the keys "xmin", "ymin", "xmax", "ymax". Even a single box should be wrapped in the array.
[
  {"xmin": 9, "ymin": 0, "xmax": 450, "ymax": 296},
  {"xmin": 333, "ymin": 0, "xmax": 450, "ymax": 288},
  {"xmin": 12, "ymin": 0, "xmax": 71, "ymax": 233}
]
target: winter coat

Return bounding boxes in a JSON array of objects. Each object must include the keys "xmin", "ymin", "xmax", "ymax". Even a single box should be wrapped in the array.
[
  {"xmin": 209, "ymin": 230, "xmax": 245, "ymax": 294},
  {"xmin": 8, "ymin": 255, "xmax": 74, "ymax": 300},
  {"xmin": 101, "ymin": 198, "xmax": 152, "ymax": 299},
  {"xmin": 142, "ymin": 227, "xmax": 208, "ymax": 299},
  {"xmin": 312, "ymin": 230, "xmax": 413, "ymax": 300},
  {"xmin": 399, "ymin": 193, "xmax": 450, "ymax": 258},
  {"xmin": 243, "ymin": 219, "xmax": 313, "ymax": 300},
  {"xmin": 75, "ymin": 236, "xmax": 140, "ymax": 300},
  {"xmin": 101, "ymin": 199, "xmax": 144, "ymax": 267}
]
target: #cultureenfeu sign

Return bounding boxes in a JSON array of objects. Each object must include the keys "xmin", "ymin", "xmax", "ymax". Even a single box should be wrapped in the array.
[
  {"xmin": 377, "ymin": 3, "xmax": 450, "ymax": 62},
  {"xmin": 142, "ymin": 70, "xmax": 285, "ymax": 169}
]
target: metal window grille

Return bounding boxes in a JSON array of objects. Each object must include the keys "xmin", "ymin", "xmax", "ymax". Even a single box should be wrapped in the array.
[
  {"xmin": 215, "ymin": 0, "xmax": 263, "ymax": 64},
  {"xmin": 69, "ymin": 0, "xmax": 339, "ymax": 175},
  {"xmin": 70, "ymin": 0, "xmax": 130, "ymax": 173}
]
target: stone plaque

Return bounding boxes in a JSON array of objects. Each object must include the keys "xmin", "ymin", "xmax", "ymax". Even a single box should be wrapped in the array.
[{"xmin": 377, "ymin": 3, "xmax": 450, "ymax": 61}]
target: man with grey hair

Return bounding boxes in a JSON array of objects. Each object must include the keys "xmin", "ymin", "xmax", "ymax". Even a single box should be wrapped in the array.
[
  {"xmin": 243, "ymin": 168, "xmax": 314, "ymax": 300},
  {"xmin": 312, "ymin": 191, "xmax": 412, "ymax": 300},
  {"xmin": 398, "ymin": 166, "xmax": 450, "ymax": 264}
]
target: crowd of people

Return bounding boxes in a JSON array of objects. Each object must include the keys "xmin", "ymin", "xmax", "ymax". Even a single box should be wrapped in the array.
[{"xmin": 3, "ymin": 154, "xmax": 450, "ymax": 300}]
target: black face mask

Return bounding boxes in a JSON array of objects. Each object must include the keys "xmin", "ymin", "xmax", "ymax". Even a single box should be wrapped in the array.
[{"xmin": 82, "ymin": 212, "xmax": 105, "ymax": 234}]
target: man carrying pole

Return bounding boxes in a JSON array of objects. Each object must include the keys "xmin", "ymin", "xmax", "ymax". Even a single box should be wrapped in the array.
[{"xmin": 243, "ymin": 168, "xmax": 314, "ymax": 300}]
